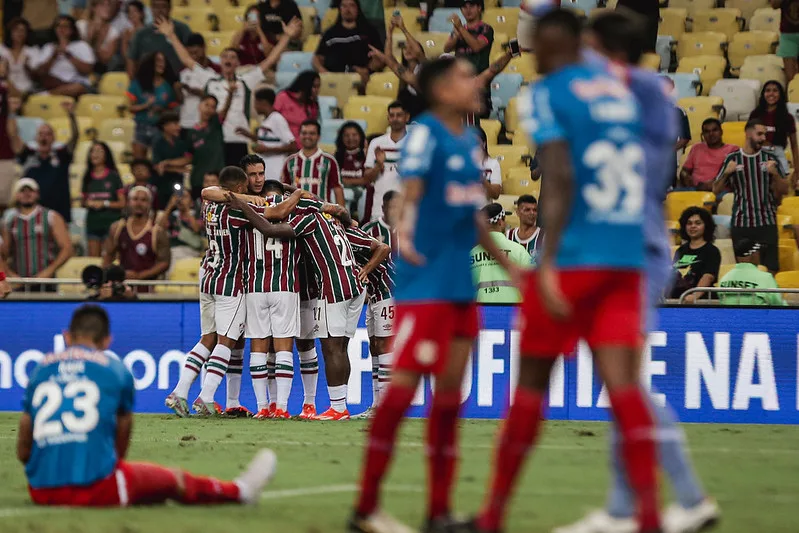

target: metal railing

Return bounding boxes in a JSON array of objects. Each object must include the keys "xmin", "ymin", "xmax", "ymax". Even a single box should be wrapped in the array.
[
  {"xmin": 678, "ymin": 286, "xmax": 799, "ymax": 305},
  {"xmin": 4, "ymin": 278, "xmax": 198, "ymax": 300}
]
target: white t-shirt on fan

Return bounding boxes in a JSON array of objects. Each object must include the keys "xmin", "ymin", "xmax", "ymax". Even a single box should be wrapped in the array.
[
  {"xmin": 364, "ymin": 130, "xmax": 406, "ymax": 221},
  {"xmin": 32, "ymin": 41, "xmax": 95, "ymax": 85},
  {"xmin": 256, "ymin": 111, "xmax": 296, "ymax": 182}
]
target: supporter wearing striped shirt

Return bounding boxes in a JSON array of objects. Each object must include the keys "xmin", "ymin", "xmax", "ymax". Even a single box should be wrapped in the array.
[
  {"xmin": 362, "ymin": 101, "xmax": 409, "ymax": 222},
  {"xmin": 281, "ymin": 120, "xmax": 345, "ymax": 207},
  {"xmin": 713, "ymin": 118, "xmax": 788, "ymax": 273}
]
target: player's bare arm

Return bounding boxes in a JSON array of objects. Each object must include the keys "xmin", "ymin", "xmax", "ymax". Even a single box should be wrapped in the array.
[
  {"xmin": 358, "ymin": 241, "xmax": 390, "ymax": 282},
  {"xmin": 396, "ymin": 178, "xmax": 425, "ymax": 265},
  {"xmin": 6, "ymin": 97, "xmax": 26, "ymax": 155},
  {"xmin": 263, "ymin": 189, "xmax": 303, "ymax": 221},
  {"xmin": 38, "ymin": 212, "xmax": 74, "ymax": 279},
  {"xmin": 201, "ymin": 186, "xmax": 268, "ymax": 206},
  {"xmin": 16, "ymin": 413, "xmax": 32, "ymax": 464},
  {"xmin": 712, "ymin": 159, "xmax": 737, "ymax": 195},
  {"xmin": 321, "ymin": 203, "xmax": 352, "ymax": 227},
  {"xmin": 225, "ymin": 192, "xmax": 297, "ymax": 239},
  {"xmin": 103, "ymin": 221, "xmax": 122, "ymax": 268},
  {"xmin": 116, "ymin": 412, "xmax": 133, "ymax": 459}
]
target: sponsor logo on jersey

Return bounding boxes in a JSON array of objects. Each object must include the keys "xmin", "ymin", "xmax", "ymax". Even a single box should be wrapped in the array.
[{"xmin": 445, "ymin": 182, "xmax": 484, "ymax": 207}]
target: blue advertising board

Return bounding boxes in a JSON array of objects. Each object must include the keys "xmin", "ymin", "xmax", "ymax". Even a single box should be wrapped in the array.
[{"xmin": 0, "ymin": 302, "xmax": 796, "ymax": 423}]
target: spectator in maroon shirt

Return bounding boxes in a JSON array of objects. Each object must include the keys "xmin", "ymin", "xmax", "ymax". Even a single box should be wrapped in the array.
[
  {"xmin": 231, "ymin": 6, "xmax": 271, "ymax": 66},
  {"xmin": 334, "ymin": 121, "xmax": 368, "ymax": 218},
  {"xmin": 748, "ymin": 80, "xmax": 798, "ymax": 184},
  {"xmin": 774, "ymin": 0, "xmax": 799, "ymax": 83}
]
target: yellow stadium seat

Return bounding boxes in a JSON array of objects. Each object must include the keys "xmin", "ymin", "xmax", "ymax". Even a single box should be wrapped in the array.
[
  {"xmin": 298, "ymin": 6, "xmax": 316, "ymax": 39},
  {"xmin": 343, "ymin": 96, "xmax": 393, "ymax": 136},
  {"xmin": 505, "ymin": 95, "xmax": 522, "ymax": 139},
  {"xmin": 74, "ymin": 140, "xmax": 128, "ymax": 166},
  {"xmin": 98, "ymin": 72, "xmax": 130, "ymax": 97},
  {"xmin": 788, "ymin": 77, "xmax": 799, "ymax": 103},
  {"xmin": 780, "ymin": 237, "xmax": 798, "ymax": 251},
  {"xmin": 216, "ymin": 6, "xmax": 245, "ymax": 32},
  {"xmin": 692, "ymin": 8, "xmax": 743, "ymax": 40},
  {"xmin": 779, "ymin": 245, "xmax": 797, "ymax": 271},
  {"xmin": 506, "ymin": 53, "xmax": 537, "ymax": 82},
  {"xmin": 49, "ymin": 116, "xmax": 94, "ymax": 144},
  {"xmin": 669, "ymin": 0, "xmax": 717, "ymax": 14},
  {"xmin": 749, "ymin": 7, "xmax": 780, "ymax": 32},
  {"xmin": 174, "ymin": 6, "xmax": 215, "ymax": 32},
  {"xmin": 23, "ymin": 95, "xmax": 74, "ymax": 120},
  {"xmin": 726, "ymin": 0, "xmax": 771, "ymax": 27},
  {"xmin": 117, "ymin": 163, "xmax": 134, "ymax": 186},
  {"xmin": 739, "ymin": 59, "xmax": 786, "ymax": 88},
  {"xmin": 743, "ymin": 53, "xmax": 783, "ymax": 70},
  {"xmin": 490, "ymin": 145, "xmax": 529, "ymax": 178},
  {"xmin": 665, "ymin": 191, "xmax": 716, "ymax": 221},
  {"xmin": 659, "ymin": 8, "xmax": 687, "ymax": 40},
  {"xmin": 365, "ymin": 72, "xmax": 400, "ymax": 99},
  {"xmin": 167, "ymin": 257, "xmax": 201, "ymax": 295},
  {"xmin": 303, "ymin": 34, "xmax": 321, "ymax": 53},
  {"xmin": 483, "ymin": 8, "xmax": 519, "ymax": 38},
  {"xmin": 722, "ymin": 120, "xmax": 747, "ymax": 148},
  {"xmin": 727, "ymin": 31, "xmax": 778, "ymax": 73},
  {"xmin": 776, "ymin": 270, "xmax": 799, "ymax": 287},
  {"xmin": 204, "ymin": 32, "xmax": 235, "ymax": 57},
  {"xmin": 503, "ymin": 167, "xmax": 540, "ymax": 197},
  {"xmin": 97, "ymin": 118, "xmax": 135, "ymax": 146},
  {"xmin": 716, "ymin": 238, "xmax": 736, "ymax": 265},
  {"xmin": 490, "ymin": 33, "xmax": 509, "ymax": 63},
  {"xmin": 480, "ymin": 119, "xmax": 502, "ymax": 144},
  {"xmin": 385, "ymin": 8, "xmax": 423, "ymax": 34},
  {"xmin": 666, "ymin": 220, "xmax": 681, "ymax": 245},
  {"xmin": 416, "ymin": 32, "xmax": 449, "ymax": 59},
  {"xmin": 512, "ymin": 131, "xmax": 535, "ymax": 150},
  {"xmin": 677, "ymin": 31, "xmax": 727, "ymax": 60},
  {"xmin": 777, "ymin": 214, "xmax": 794, "ymax": 239},
  {"xmin": 677, "ymin": 55, "xmax": 726, "ymax": 96},
  {"xmin": 678, "ymin": 96, "xmax": 724, "ymax": 141},
  {"xmin": 496, "ymin": 194, "xmax": 517, "ymax": 213},
  {"xmin": 76, "ymin": 95, "xmax": 128, "ymax": 121},
  {"xmin": 639, "ymin": 53, "xmax": 661, "ymax": 71},
  {"xmin": 780, "ymin": 196, "xmax": 799, "ymax": 209},
  {"xmin": 57, "ymin": 257, "xmax": 102, "ymax": 294},
  {"xmin": 321, "ymin": 8, "xmax": 338, "ymax": 33},
  {"xmin": 319, "ymin": 72, "xmax": 362, "ymax": 109}
]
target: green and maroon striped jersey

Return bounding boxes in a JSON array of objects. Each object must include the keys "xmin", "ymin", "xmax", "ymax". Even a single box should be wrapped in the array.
[
  {"xmin": 346, "ymin": 226, "xmax": 394, "ymax": 303},
  {"xmin": 200, "ymin": 201, "xmax": 249, "ymax": 296},
  {"xmin": 362, "ymin": 218, "xmax": 397, "ymax": 257},
  {"xmin": 5, "ymin": 206, "xmax": 58, "ymax": 278},
  {"xmin": 714, "ymin": 149, "xmax": 782, "ymax": 228},
  {"xmin": 281, "ymin": 149, "xmax": 341, "ymax": 204}
]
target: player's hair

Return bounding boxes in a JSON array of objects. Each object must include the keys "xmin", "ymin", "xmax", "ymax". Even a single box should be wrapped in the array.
[
  {"xmin": 255, "ymin": 87, "xmax": 277, "ymax": 105},
  {"xmin": 418, "ymin": 56, "xmax": 458, "ymax": 108},
  {"xmin": 69, "ymin": 304, "xmax": 110, "ymax": 344},
  {"xmin": 186, "ymin": 32, "xmax": 206, "ymax": 48},
  {"xmin": 205, "ymin": 170, "xmax": 220, "ymax": 178},
  {"xmin": 535, "ymin": 8, "xmax": 583, "ymax": 40},
  {"xmin": 201, "ymin": 94, "xmax": 218, "ymax": 105},
  {"xmin": 383, "ymin": 190, "xmax": 398, "ymax": 205},
  {"xmin": 745, "ymin": 117, "xmax": 765, "ymax": 131},
  {"xmin": 587, "ymin": 9, "xmax": 646, "ymax": 65},
  {"xmin": 517, "ymin": 194, "xmax": 538, "ymax": 206},
  {"xmin": 387, "ymin": 100, "xmax": 406, "ymax": 113},
  {"xmin": 219, "ymin": 166, "xmax": 248, "ymax": 189},
  {"xmin": 263, "ymin": 180, "xmax": 285, "ymax": 195},
  {"xmin": 678, "ymin": 206, "xmax": 716, "ymax": 243},
  {"xmin": 221, "ymin": 47, "xmax": 240, "ymax": 57},
  {"xmin": 300, "ymin": 120, "xmax": 321, "ymax": 134},
  {"xmin": 239, "ymin": 154, "xmax": 265, "ymax": 172},
  {"xmin": 701, "ymin": 118, "xmax": 722, "ymax": 130},
  {"xmin": 157, "ymin": 111, "xmax": 180, "ymax": 130},
  {"xmin": 130, "ymin": 158, "xmax": 153, "ymax": 173}
]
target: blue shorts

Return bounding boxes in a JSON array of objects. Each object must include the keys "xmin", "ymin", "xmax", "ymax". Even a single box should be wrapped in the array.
[{"xmin": 134, "ymin": 122, "xmax": 159, "ymax": 147}]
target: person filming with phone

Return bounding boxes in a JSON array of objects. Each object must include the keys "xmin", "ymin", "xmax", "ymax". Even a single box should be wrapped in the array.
[{"xmin": 156, "ymin": 182, "xmax": 204, "ymax": 263}]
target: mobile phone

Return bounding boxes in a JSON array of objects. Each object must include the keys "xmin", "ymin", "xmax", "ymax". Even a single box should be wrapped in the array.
[
  {"xmin": 173, "ymin": 182, "xmax": 184, "ymax": 196},
  {"xmin": 247, "ymin": 11, "xmax": 259, "ymax": 23},
  {"xmin": 508, "ymin": 38, "xmax": 521, "ymax": 58}
]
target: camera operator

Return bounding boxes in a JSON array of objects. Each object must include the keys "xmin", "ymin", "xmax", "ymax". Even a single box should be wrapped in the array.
[
  {"xmin": 82, "ymin": 264, "xmax": 137, "ymax": 301},
  {"xmin": 156, "ymin": 182, "xmax": 204, "ymax": 263}
]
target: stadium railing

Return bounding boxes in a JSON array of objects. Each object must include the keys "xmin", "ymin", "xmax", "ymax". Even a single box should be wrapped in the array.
[
  {"xmin": 678, "ymin": 286, "xmax": 799, "ymax": 304},
  {"xmin": 5, "ymin": 277, "xmax": 198, "ymax": 300}
]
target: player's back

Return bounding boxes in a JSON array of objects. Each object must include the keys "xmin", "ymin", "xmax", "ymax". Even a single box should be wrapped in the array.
[
  {"xmin": 201, "ymin": 201, "xmax": 248, "ymax": 296},
  {"xmin": 524, "ymin": 64, "xmax": 645, "ymax": 270},
  {"xmin": 24, "ymin": 347, "xmax": 134, "ymax": 489},
  {"xmin": 395, "ymin": 112, "xmax": 485, "ymax": 302}
]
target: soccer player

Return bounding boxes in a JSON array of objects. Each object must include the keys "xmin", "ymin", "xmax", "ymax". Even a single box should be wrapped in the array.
[
  {"xmin": 553, "ymin": 12, "xmax": 719, "ymax": 533},
  {"xmin": 362, "ymin": 191, "xmax": 400, "ymax": 257},
  {"xmin": 506, "ymin": 193, "xmax": 542, "ymax": 265},
  {"xmin": 281, "ymin": 120, "xmax": 345, "ymax": 207},
  {"xmin": 345, "ymin": 223, "xmax": 392, "ymax": 418},
  {"xmin": 350, "ymin": 56, "xmax": 521, "ymax": 533},
  {"xmin": 471, "ymin": 9, "xmax": 661, "ymax": 533},
  {"xmin": 20, "ymin": 304, "xmax": 277, "ymax": 507}
]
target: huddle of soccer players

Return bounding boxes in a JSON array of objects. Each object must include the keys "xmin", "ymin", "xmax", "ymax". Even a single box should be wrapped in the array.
[{"xmin": 164, "ymin": 153, "xmax": 396, "ymax": 422}]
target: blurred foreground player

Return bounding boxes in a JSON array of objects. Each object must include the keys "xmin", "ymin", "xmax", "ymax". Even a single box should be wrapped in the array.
[
  {"xmin": 554, "ymin": 12, "xmax": 719, "ymax": 533},
  {"xmin": 19, "ymin": 304, "xmax": 277, "ymax": 507},
  {"xmin": 350, "ymin": 56, "xmax": 521, "ymax": 533},
  {"xmin": 472, "ymin": 10, "xmax": 661, "ymax": 533}
]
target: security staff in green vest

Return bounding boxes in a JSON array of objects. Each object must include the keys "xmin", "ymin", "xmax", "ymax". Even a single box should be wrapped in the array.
[
  {"xmin": 718, "ymin": 238, "xmax": 786, "ymax": 306},
  {"xmin": 471, "ymin": 203, "xmax": 531, "ymax": 304}
]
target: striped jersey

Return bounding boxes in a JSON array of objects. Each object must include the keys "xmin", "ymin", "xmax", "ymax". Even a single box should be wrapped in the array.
[
  {"xmin": 364, "ymin": 132, "xmax": 405, "ymax": 222},
  {"xmin": 200, "ymin": 201, "xmax": 249, "ymax": 296},
  {"xmin": 346, "ymin": 225, "xmax": 394, "ymax": 302},
  {"xmin": 4, "ymin": 206, "xmax": 58, "ymax": 278},
  {"xmin": 506, "ymin": 227, "xmax": 543, "ymax": 267},
  {"xmin": 714, "ymin": 149, "xmax": 782, "ymax": 228},
  {"xmin": 281, "ymin": 149, "xmax": 341, "ymax": 203},
  {"xmin": 362, "ymin": 218, "xmax": 397, "ymax": 257}
]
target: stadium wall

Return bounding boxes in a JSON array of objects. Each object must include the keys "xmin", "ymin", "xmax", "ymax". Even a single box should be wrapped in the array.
[{"xmin": 0, "ymin": 302, "xmax": 796, "ymax": 424}]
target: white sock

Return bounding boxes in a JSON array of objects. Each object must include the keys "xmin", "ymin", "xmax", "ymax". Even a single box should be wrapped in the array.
[
  {"xmin": 370, "ymin": 355, "xmax": 380, "ymax": 407},
  {"xmin": 250, "ymin": 352, "xmax": 269, "ymax": 410},
  {"xmin": 328, "ymin": 384, "xmax": 347, "ymax": 412},
  {"xmin": 298, "ymin": 348, "xmax": 318, "ymax": 406},
  {"xmin": 266, "ymin": 352, "xmax": 277, "ymax": 406},
  {"xmin": 377, "ymin": 352, "xmax": 393, "ymax": 402},
  {"xmin": 226, "ymin": 349, "xmax": 244, "ymax": 409},
  {"xmin": 199, "ymin": 344, "xmax": 231, "ymax": 403},
  {"xmin": 275, "ymin": 351, "xmax": 294, "ymax": 411},
  {"xmin": 173, "ymin": 342, "xmax": 210, "ymax": 399}
]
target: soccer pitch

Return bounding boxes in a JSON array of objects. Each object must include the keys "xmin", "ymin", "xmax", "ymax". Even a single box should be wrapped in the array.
[{"xmin": 0, "ymin": 414, "xmax": 796, "ymax": 533}]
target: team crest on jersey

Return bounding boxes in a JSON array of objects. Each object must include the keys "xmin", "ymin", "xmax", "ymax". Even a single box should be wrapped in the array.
[
  {"xmin": 322, "ymin": 212, "xmax": 333, "ymax": 221},
  {"xmin": 571, "ymin": 78, "xmax": 629, "ymax": 101},
  {"xmin": 206, "ymin": 211, "xmax": 218, "ymax": 226},
  {"xmin": 135, "ymin": 243, "xmax": 148, "ymax": 256},
  {"xmin": 447, "ymin": 155, "xmax": 465, "ymax": 171}
]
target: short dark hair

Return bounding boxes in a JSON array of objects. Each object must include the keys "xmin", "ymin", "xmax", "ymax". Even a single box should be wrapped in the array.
[
  {"xmin": 383, "ymin": 190, "xmax": 398, "ymax": 205},
  {"xmin": 186, "ymin": 32, "xmax": 205, "ymax": 48},
  {"xmin": 219, "ymin": 165, "xmax": 248, "ymax": 189},
  {"xmin": 263, "ymin": 180, "xmax": 285, "ymax": 195},
  {"xmin": 201, "ymin": 94, "xmax": 218, "ymax": 106},
  {"xmin": 69, "ymin": 304, "xmax": 110, "ymax": 344},
  {"xmin": 745, "ymin": 117, "xmax": 764, "ymax": 131},
  {"xmin": 239, "ymin": 154, "xmax": 265, "ymax": 172},
  {"xmin": 418, "ymin": 56, "xmax": 458, "ymax": 108},
  {"xmin": 300, "ymin": 120, "xmax": 321, "ymax": 134},
  {"xmin": 255, "ymin": 88, "xmax": 277, "ymax": 105},
  {"xmin": 517, "ymin": 194, "xmax": 538, "ymax": 206},
  {"xmin": 205, "ymin": 170, "xmax": 220, "ymax": 178},
  {"xmin": 588, "ymin": 9, "xmax": 646, "ymax": 64},
  {"xmin": 679, "ymin": 206, "xmax": 716, "ymax": 243},
  {"xmin": 126, "ymin": 0, "xmax": 145, "ymax": 15},
  {"xmin": 535, "ymin": 8, "xmax": 583, "ymax": 40},
  {"xmin": 387, "ymin": 100, "xmax": 406, "ymax": 113},
  {"xmin": 701, "ymin": 118, "xmax": 722, "ymax": 130},
  {"xmin": 157, "ymin": 111, "xmax": 180, "ymax": 130},
  {"xmin": 130, "ymin": 158, "xmax": 153, "ymax": 172}
]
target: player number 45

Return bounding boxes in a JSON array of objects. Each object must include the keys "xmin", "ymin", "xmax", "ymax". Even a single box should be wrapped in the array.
[
  {"xmin": 582, "ymin": 140, "xmax": 644, "ymax": 216},
  {"xmin": 32, "ymin": 380, "xmax": 101, "ymax": 440}
]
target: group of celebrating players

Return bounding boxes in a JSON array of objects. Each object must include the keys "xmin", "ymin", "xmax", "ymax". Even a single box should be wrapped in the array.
[{"xmin": 15, "ymin": 5, "xmax": 723, "ymax": 533}]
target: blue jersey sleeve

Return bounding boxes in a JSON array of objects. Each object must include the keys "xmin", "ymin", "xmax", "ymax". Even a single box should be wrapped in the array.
[
  {"xmin": 398, "ymin": 122, "xmax": 438, "ymax": 181},
  {"xmin": 521, "ymin": 84, "xmax": 566, "ymax": 146}
]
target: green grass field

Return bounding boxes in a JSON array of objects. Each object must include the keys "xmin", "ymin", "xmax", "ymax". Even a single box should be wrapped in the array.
[{"xmin": 0, "ymin": 414, "xmax": 796, "ymax": 533}]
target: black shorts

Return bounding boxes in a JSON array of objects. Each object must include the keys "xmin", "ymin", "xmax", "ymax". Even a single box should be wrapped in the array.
[{"xmin": 731, "ymin": 225, "xmax": 779, "ymax": 272}]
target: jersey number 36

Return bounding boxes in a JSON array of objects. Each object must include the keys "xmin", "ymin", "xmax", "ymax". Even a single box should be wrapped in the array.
[{"xmin": 582, "ymin": 140, "xmax": 644, "ymax": 217}]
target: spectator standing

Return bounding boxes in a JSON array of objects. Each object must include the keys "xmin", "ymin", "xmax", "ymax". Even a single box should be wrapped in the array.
[
  {"xmin": 335, "ymin": 121, "xmax": 368, "ymax": 218},
  {"xmin": 719, "ymin": 238, "xmax": 786, "ymax": 306},
  {"xmin": 773, "ymin": 0, "xmax": 799, "ymax": 83},
  {"xmin": 121, "ymin": 0, "xmax": 146, "ymax": 61},
  {"xmin": 123, "ymin": 158, "xmax": 159, "ymax": 210},
  {"xmin": 186, "ymin": 94, "xmax": 226, "ymax": 198},
  {"xmin": 0, "ymin": 71, "xmax": 16, "ymax": 213},
  {"xmin": 177, "ymin": 33, "xmax": 221, "ymax": 133},
  {"xmin": 670, "ymin": 206, "xmax": 721, "ymax": 303},
  {"xmin": 82, "ymin": 141, "xmax": 126, "ymax": 257},
  {"xmin": 362, "ymin": 101, "xmax": 408, "ymax": 222},
  {"xmin": 158, "ymin": 17, "xmax": 302, "ymax": 165},
  {"xmin": 274, "ymin": 70, "xmax": 321, "ymax": 141},
  {"xmin": 8, "ymin": 99, "xmax": 78, "ymax": 223},
  {"xmin": 444, "ymin": 0, "xmax": 493, "ymax": 80},
  {"xmin": 20, "ymin": 0, "xmax": 59, "ymax": 45},
  {"xmin": 32, "ymin": 15, "xmax": 96, "ymax": 97},
  {"xmin": 232, "ymin": 6, "xmax": 272, "ymax": 66},
  {"xmin": 362, "ymin": 190, "xmax": 398, "ymax": 257},
  {"xmin": 679, "ymin": 118, "xmax": 738, "ymax": 191},
  {"xmin": 77, "ymin": 0, "xmax": 122, "ymax": 72},
  {"xmin": 104, "ymin": 186, "xmax": 170, "ymax": 291},
  {"xmin": 0, "ymin": 18, "xmax": 38, "ymax": 97},
  {"xmin": 126, "ymin": 0, "xmax": 192, "ymax": 78},
  {"xmin": 236, "ymin": 88, "xmax": 296, "ymax": 182},
  {"xmin": 156, "ymin": 187, "xmax": 204, "ymax": 261},
  {"xmin": 379, "ymin": 16, "xmax": 425, "ymax": 119},
  {"xmin": 152, "ymin": 111, "xmax": 191, "ymax": 208},
  {"xmin": 475, "ymin": 126, "xmax": 502, "ymax": 202},
  {"xmin": 1, "ymin": 178, "xmax": 73, "ymax": 291},
  {"xmin": 313, "ymin": 0, "xmax": 384, "ymax": 86},
  {"xmin": 748, "ymin": 80, "xmax": 799, "ymax": 180},
  {"xmin": 127, "ymin": 50, "xmax": 181, "ymax": 159},
  {"xmin": 506, "ymin": 194, "xmax": 542, "ymax": 265},
  {"xmin": 281, "ymin": 119, "xmax": 345, "ymax": 206},
  {"xmin": 256, "ymin": 0, "xmax": 302, "ymax": 44},
  {"xmin": 713, "ymin": 118, "xmax": 788, "ymax": 273}
]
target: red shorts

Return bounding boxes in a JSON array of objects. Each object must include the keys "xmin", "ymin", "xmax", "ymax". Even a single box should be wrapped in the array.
[
  {"xmin": 392, "ymin": 302, "xmax": 479, "ymax": 376},
  {"xmin": 519, "ymin": 269, "xmax": 643, "ymax": 357},
  {"xmin": 28, "ymin": 461, "xmax": 178, "ymax": 507}
]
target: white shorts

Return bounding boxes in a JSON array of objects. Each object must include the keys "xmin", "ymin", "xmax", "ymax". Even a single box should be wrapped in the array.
[
  {"xmin": 200, "ymin": 293, "xmax": 246, "ymax": 339},
  {"xmin": 299, "ymin": 298, "xmax": 326, "ymax": 340},
  {"xmin": 366, "ymin": 298, "xmax": 395, "ymax": 338},
  {"xmin": 245, "ymin": 292, "xmax": 300, "ymax": 339},
  {"xmin": 325, "ymin": 290, "xmax": 367, "ymax": 338}
]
